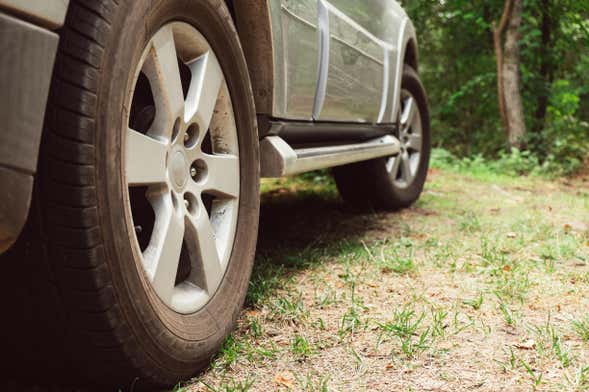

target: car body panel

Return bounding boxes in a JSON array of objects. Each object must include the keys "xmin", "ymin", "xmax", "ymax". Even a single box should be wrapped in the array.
[
  {"xmin": 270, "ymin": 0, "xmax": 319, "ymax": 120},
  {"xmin": 0, "ymin": 0, "xmax": 69, "ymax": 29},
  {"xmin": 267, "ymin": 0, "xmax": 416, "ymax": 124},
  {"xmin": 318, "ymin": 0, "xmax": 388, "ymax": 122},
  {"xmin": 0, "ymin": 11, "xmax": 59, "ymax": 252}
]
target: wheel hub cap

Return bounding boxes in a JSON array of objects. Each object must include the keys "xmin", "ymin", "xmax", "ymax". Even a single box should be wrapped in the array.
[
  {"xmin": 386, "ymin": 89, "xmax": 423, "ymax": 188},
  {"xmin": 123, "ymin": 22, "xmax": 240, "ymax": 314}
]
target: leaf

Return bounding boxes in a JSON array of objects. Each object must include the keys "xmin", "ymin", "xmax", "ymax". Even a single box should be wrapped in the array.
[
  {"xmin": 245, "ymin": 310, "xmax": 260, "ymax": 317},
  {"xmin": 274, "ymin": 373, "xmax": 294, "ymax": 389},
  {"xmin": 515, "ymin": 339, "xmax": 536, "ymax": 350},
  {"xmin": 503, "ymin": 265, "xmax": 512, "ymax": 272}
]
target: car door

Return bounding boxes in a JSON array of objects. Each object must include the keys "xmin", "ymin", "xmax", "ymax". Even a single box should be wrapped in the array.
[
  {"xmin": 316, "ymin": 0, "xmax": 406, "ymax": 124},
  {"xmin": 269, "ymin": 0, "xmax": 405, "ymax": 124},
  {"xmin": 269, "ymin": 0, "xmax": 320, "ymax": 120}
]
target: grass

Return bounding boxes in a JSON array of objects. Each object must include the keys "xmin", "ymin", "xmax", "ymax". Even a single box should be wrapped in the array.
[
  {"xmin": 188, "ymin": 167, "xmax": 589, "ymax": 391},
  {"xmin": 572, "ymin": 317, "xmax": 589, "ymax": 342}
]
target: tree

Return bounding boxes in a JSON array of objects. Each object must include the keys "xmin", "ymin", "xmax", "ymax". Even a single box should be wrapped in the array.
[
  {"xmin": 402, "ymin": 0, "xmax": 589, "ymax": 170},
  {"xmin": 493, "ymin": 0, "xmax": 526, "ymax": 149}
]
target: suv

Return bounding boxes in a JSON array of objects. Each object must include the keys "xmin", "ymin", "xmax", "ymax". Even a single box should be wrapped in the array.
[{"xmin": 0, "ymin": 0, "xmax": 430, "ymax": 388}]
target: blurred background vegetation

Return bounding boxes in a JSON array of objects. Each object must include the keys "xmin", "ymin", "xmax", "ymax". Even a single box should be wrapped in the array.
[{"xmin": 401, "ymin": 0, "xmax": 589, "ymax": 176}]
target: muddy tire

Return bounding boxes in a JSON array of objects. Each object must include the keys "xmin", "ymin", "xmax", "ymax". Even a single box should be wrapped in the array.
[
  {"xmin": 0, "ymin": 0, "xmax": 259, "ymax": 389},
  {"xmin": 333, "ymin": 65, "xmax": 430, "ymax": 211}
]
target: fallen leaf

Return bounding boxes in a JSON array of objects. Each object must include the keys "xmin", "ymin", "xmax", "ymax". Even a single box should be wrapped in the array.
[
  {"xmin": 386, "ymin": 363, "xmax": 394, "ymax": 369},
  {"xmin": 506, "ymin": 232, "xmax": 517, "ymax": 239},
  {"xmin": 564, "ymin": 224, "xmax": 573, "ymax": 233},
  {"xmin": 515, "ymin": 339, "xmax": 536, "ymax": 350},
  {"xmin": 274, "ymin": 373, "xmax": 294, "ymax": 389},
  {"xmin": 569, "ymin": 221, "xmax": 589, "ymax": 232},
  {"xmin": 438, "ymin": 341, "xmax": 453, "ymax": 350},
  {"xmin": 503, "ymin": 265, "xmax": 512, "ymax": 272}
]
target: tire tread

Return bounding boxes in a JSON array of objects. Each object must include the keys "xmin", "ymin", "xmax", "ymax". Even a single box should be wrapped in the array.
[{"xmin": 12, "ymin": 0, "xmax": 140, "ymax": 387}]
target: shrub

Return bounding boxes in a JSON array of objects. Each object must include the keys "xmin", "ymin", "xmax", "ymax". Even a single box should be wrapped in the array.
[{"xmin": 531, "ymin": 80, "xmax": 589, "ymax": 176}]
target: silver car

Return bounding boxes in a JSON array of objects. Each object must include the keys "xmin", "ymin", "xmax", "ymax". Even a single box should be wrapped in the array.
[{"xmin": 0, "ymin": 0, "xmax": 429, "ymax": 388}]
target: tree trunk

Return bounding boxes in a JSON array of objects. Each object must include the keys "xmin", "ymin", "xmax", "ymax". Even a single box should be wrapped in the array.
[
  {"xmin": 503, "ymin": 0, "xmax": 526, "ymax": 149},
  {"xmin": 533, "ymin": 0, "xmax": 554, "ymax": 135},
  {"xmin": 493, "ymin": 0, "xmax": 512, "ymax": 136}
]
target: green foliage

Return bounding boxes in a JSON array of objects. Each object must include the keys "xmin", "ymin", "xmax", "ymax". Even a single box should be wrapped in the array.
[
  {"xmin": 377, "ymin": 308, "xmax": 430, "ymax": 357},
  {"xmin": 431, "ymin": 148, "xmax": 539, "ymax": 177},
  {"xmin": 291, "ymin": 334, "xmax": 314, "ymax": 359},
  {"xmin": 431, "ymin": 143, "xmax": 588, "ymax": 178},
  {"xmin": 463, "ymin": 293, "xmax": 484, "ymax": 310},
  {"xmin": 402, "ymin": 0, "xmax": 589, "ymax": 175},
  {"xmin": 530, "ymin": 80, "xmax": 589, "ymax": 176}
]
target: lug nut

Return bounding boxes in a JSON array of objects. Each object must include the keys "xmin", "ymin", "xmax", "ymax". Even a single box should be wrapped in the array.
[
  {"xmin": 184, "ymin": 199, "xmax": 190, "ymax": 209},
  {"xmin": 190, "ymin": 166, "xmax": 197, "ymax": 178}
]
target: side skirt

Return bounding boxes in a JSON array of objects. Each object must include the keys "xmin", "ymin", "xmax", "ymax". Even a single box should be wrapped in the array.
[{"xmin": 259, "ymin": 120, "xmax": 400, "ymax": 178}]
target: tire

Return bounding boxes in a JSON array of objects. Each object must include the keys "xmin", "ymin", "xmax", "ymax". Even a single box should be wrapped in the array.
[
  {"xmin": 333, "ymin": 65, "xmax": 430, "ymax": 211},
  {"xmin": 0, "ymin": 0, "xmax": 259, "ymax": 389}
]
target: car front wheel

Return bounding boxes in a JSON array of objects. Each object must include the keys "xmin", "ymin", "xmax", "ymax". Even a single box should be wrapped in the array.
[{"xmin": 1, "ymin": 0, "xmax": 259, "ymax": 389}]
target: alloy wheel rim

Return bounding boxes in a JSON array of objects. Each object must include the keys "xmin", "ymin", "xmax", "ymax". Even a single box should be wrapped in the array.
[
  {"xmin": 386, "ymin": 89, "xmax": 423, "ymax": 188},
  {"xmin": 124, "ymin": 22, "xmax": 239, "ymax": 314}
]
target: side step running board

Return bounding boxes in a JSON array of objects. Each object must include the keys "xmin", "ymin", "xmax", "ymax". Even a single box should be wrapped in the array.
[{"xmin": 260, "ymin": 135, "xmax": 401, "ymax": 178}]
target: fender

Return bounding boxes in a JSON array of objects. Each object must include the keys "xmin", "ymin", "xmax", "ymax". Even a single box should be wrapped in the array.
[
  {"xmin": 231, "ymin": 0, "xmax": 275, "ymax": 116},
  {"xmin": 389, "ymin": 18, "xmax": 418, "ymax": 123}
]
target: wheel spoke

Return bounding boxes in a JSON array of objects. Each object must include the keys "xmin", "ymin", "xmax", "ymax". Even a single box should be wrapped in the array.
[
  {"xmin": 186, "ymin": 210, "xmax": 223, "ymax": 292},
  {"xmin": 143, "ymin": 25, "xmax": 185, "ymax": 137},
  {"xmin": 126, "ymin": 128, "xmax": 168, "ymax": 186},
  {"xmin": 400, "ymin": 152, "xmax": 412, "ymax": 182},
  {"xmin": 388, "ymin": 156, "xmax": 402, "ymax": 179},
  {"xmin": 202, "ymin": 153, "xmax": 239, "ymax": 198},
  {"xmin": 401, "ymin": 97, "xmax": 417, "ymax": 127},
  {"xmin": 143, "ymin": 195, "xmax": 185, "ymax": 303},
  {"xmin": 127, "ymin": 22, "xmax": 240, "ymax": 314},
  {"xmin": 184, "ymin": 52, "xmax": 223, "ymax": 133},
  {"xmin": 406, "ymin": 133, "xmax": 422, "ymax": 152}
]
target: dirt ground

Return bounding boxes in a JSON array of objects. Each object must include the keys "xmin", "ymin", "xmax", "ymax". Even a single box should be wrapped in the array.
[{"xmin": 186, "ymin": 169, "xmax": 589, "ymax": 392}]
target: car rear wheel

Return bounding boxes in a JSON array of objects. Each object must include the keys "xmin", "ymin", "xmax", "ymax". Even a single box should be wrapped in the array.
[
  {"xmin": 0, "ymin": 0, "xmax": 259, "ymax": 389},
  {"xmin": 333, "ymin": 65, "xmax": 431, "ymax": 210}
]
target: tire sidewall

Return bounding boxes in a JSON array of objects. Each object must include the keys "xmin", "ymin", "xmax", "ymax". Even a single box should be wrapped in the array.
[
  {"xmin": 94, "ymin": 0, "xmax": 259, "ymax": 381},
  {"xmin": 382, "ymin": 65, "xmax": 431, "ymax": 207}
]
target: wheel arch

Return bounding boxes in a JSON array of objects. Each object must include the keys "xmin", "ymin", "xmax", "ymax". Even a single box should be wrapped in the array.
[
  {"xmin": 390, "ymin": 19, "xmax": 419, "ymax": 122},
  {"xmin": 225, "ymin": 0, "xmax": 274, "ymax": 116},
  {"xmin": 404, "ymin": 37, "xmax": 419, "ymax": 74}
]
